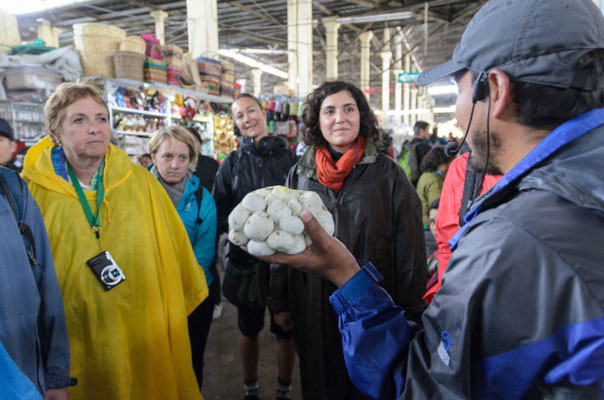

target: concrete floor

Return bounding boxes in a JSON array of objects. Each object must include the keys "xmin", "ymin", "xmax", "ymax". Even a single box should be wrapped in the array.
[{"xmin": 201, "ymin": 301, "xmax": 303, "ymax": 400}]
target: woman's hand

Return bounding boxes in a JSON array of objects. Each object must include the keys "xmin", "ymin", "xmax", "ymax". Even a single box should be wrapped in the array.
[{"xmin": 244, "ymin": 211, "xmax": 360, "ymax": 287}]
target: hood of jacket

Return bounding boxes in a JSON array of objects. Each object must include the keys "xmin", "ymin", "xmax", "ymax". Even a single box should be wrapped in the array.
[
  {"xmin": 22, "ymin": 136, "xmax": 133, "ymax": 199},
  {"xmin": 240, "ymin": 135, "xmax": 288, "ymax": 158},
  {"xmin": 295, "ymin": 139, "xmax": 380, "ymax": 180}
]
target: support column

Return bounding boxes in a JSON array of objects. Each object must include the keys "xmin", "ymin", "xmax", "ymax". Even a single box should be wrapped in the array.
[
  {"xmin": 151, "ymin": 10, "xmax": 169, "ymax": 45},
  {"xmin": 380, "ymin": 28, "xmax": 392, "ymax": 126},
  {"xmin": 359, "ymin": 31, "xmax": 373, "ymax": 100},
  {"xmin": 251, "ymin": 69, "xmax": 263, "ymax": 97},
  {"xmin": 37, "ymin": 20, "xmax": 61, "ymax": 47},
  {"xmin": 393, "ymin": 28, "xmax": 403, "ymax": 127},
  {"xmin": 410, "ymin": 87, "xmax": 418, "ymax": 127},
  {"xmin": 187, "ymin": 0, "xmax": 218, "ymax": 58},
  {"xmin": 297, "ymin": 0, "xmax": 313, "ymax": 97},
  {"xmin": 323, "ymin": 16, "xmax": 340, "ymax": 80},
  {"xmin": 403, "ymin": 54, "xmax": 411, "ymax": 127},
  {"xmin": 287, "ymin": 0, "xmax": 299, "ymax": 94}
]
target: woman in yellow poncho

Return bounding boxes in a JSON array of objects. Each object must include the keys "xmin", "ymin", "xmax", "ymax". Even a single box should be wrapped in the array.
[{"xmin": 22, "ymin": 82, "xmax": 208, "ymax": 400}]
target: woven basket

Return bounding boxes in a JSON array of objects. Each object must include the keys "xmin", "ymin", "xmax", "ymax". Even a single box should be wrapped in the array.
[
  {"xmin": 163, "ymin": 44, "xmax": 184, "ymax": 69},
  {"xmin": 113, "ymin": 51, "xmax": 145, "ymax": 81},
  {"xmin": 119, "ymin": 36, "xmax": 146, "ymax": 54},
  {"xmin": 74, "ymin": 23, "xmax": 126, "ymax": 78},
  {"xmin": 144, "ymin": 57, "xmax": 167, "ymax": 84}
]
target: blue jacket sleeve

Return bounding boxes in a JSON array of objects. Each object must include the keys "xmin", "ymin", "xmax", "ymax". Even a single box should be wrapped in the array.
[
  {"xmin": 194, "ymin": 187, "xmax": 217, "ymax": 285},
  {"xmin": 22, "ymin": 184, "xmax": 72, "ymax": 389},
  {"xmin": 330, "ymin": 263, "xmax": 418, "ymax": 400}
]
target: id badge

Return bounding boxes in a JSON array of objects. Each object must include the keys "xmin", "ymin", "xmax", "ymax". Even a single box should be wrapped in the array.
[{"xmin": 87, "ymin": 251, "xmax": 126, "ymax": 291}]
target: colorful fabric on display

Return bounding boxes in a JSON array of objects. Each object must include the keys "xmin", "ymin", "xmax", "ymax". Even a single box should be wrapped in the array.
[
  {"xmin": 22, "ymin": 137, "xmax": 208, "ymax": 400},
  {"xmin": 315, "ymin": 136, "xmax": 366, "ymax": 193}
]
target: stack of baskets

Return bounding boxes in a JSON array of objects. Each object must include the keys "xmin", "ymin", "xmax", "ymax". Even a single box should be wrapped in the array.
[
  {"xmin": 220, "ymin": 59, "xmax": 236, "ymax": 99},
  {"xmin": 141, "ymin": 33, "xmax": 167, "ymax": 84},
  {"xmin": 163, "ymin": 44, "xmax": 184, "ymax": 87},
  {"xmin": 197, "ymin": 57, "xmax": 222, "ymax": 96},
  {"xmin": 112, "ymin": 36, "xmax": 146, "ymax": 81},
  {"xmin": 74, "ymin": 23, "xmax": 126, "ymax": 78}
]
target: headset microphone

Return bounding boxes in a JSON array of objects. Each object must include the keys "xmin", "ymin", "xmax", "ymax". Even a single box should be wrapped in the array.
[{"xmin": 445, "ymin": 71, "xmax": 488, "ymax": 158}]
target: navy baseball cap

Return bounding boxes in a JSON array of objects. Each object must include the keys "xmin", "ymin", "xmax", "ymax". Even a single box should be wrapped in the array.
[
  {"xmin": 417, "ymin": 0, "xmax": 604, "ymax": 90},
  {"xmin": 0, "ymin": 118, "xmax": 14, "ymax": 141}
]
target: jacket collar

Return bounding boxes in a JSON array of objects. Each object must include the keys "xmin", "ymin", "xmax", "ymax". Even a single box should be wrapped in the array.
[
  {"xmin": 296, "ymin": 139, "xmax": 380, "ymax": 179},
  {"xmin": 450, "ymin": 108, "xmax": 604, "ymax": 250},
  {"xmin": 240, "ymin": 135, "xmax": 285, "ymax": 157}
]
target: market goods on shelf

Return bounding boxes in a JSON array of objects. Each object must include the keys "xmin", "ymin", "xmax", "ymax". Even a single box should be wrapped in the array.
[{"xmin": 228, "ymin": 186, "xmax": 335, "ymax": 257}]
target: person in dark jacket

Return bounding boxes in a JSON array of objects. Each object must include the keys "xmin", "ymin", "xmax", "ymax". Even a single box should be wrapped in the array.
[
  {"xmin": 270, "ymin": 81, "xmax": 427, "ymax": 400},
  {"xmin": 0, "ymin": 167, "xmax": 72, "ymax": 400},
  {"xmin": 212, "ymin": 93, "xmax": 298, "ymax": 400},
  {"xmin": 148, "ymin": 125, "xmax": 217, "ymax": 391},
  {"xmin": 253, "ymin": 1, "xmax": 604, "ymax": 398}
]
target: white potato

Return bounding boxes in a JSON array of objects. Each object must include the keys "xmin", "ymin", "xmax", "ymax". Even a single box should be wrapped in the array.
[
  {"xmin": 247, "ymin": 240, "xmax": 276, "ymax": 256},
  {"xmin": 228, "ymin": 229, "xmax": 248, "ymax": 246},
  {"xmin": 265, "ymin": 194, "xmax": 281, "ymax": 207},
  {"xmin": 242, "ymin": 193, "xmax": 266, "ymax": 213},
  {"xmin": 304, "ymin": 233, "xmax": 312, "ymax": 246},
  {"xmin": 267, "ymin": 230, "xmax": 295, "ymax": 253},
  {"xmin": 267, "ymin": 200, "xmax": 292, "ymax": 223},
  {"xmin": 299, "ymin": 191, "xmax": 326, "ymax": 214},
  {"xmin": 255, "ymin": 188, "xmax": 272, "ymax": 198},
  {"xmin": 287, "ymin": 199, "xmax": 302, "ymax": 216},
  {"xmin": 279, "ymin": 215, "xmax": 305, "ymax": 235},
  {"xmin": 228, "ymin": 205, "xmax": 250, "ymax": 231},
  {"xmin": 244, "ymin": 211, "xmax": 274, "ymax": 241},
  {"xmin": 315, "ymin": 210, "xmax": 335, "ymax": 236},
  {"xmin": 285, "ymin": 235, "xmax": 306, "ymax": 255}
]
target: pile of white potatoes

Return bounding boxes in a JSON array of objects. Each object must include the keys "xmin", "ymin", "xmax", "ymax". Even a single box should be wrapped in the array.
[{"xmin": 228, "ymin": 186, "xmax": 335, "ymax": 256}]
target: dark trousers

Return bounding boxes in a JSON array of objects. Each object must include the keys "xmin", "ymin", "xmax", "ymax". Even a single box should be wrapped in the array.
[{"xmin": 188, "ymin": 279, "xmax": 217, "ymax": 389}]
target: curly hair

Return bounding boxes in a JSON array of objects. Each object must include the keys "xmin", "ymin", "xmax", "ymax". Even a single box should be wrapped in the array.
[
  {"xmin": 301, "ymin": 81, "xmax": 381, "ymax": 148},
  {"xmin": 420, "ymin": 146, "xmax": 450, "ymax": 173}
]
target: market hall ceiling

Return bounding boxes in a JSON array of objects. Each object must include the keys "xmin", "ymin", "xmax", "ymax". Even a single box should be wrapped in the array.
[{"xmin": 15, "ymin": 0, "xmax": 485, "ymax": 97}]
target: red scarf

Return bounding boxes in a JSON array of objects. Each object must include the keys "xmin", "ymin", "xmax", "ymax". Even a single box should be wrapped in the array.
[{"xmin": 315, "ymin": 136, "xmax": 366, "ymax": 193}]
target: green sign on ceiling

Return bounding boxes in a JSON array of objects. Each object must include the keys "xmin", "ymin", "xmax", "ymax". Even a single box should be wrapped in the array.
[{"xmin": 397, "ymin": 72, "xmax": 421, "ymax": 84}]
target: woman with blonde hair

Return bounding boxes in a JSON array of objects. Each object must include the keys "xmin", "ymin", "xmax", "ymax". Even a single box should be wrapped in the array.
[
  {"xmin": 148, "ymin": 125, "xmax": 217, "ymax": 390},
  {"xmin": 22, "ymin": 82, "xmax": 208, "ymax": 400}
]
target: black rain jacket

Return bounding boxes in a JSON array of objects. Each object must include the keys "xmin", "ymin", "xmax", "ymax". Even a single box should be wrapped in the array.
[{"xmin": 270, "ymin": 141, "xmax": 427, "ymax": 400}]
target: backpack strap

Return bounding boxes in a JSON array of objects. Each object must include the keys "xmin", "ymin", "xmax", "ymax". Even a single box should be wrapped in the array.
[
  {"xmin": 459, "ymin": 154, "xmax": 484, "ymax": 227},
  {"xmin": 194, "ymin": 184, "xmax": 204, "ymax": 225}
]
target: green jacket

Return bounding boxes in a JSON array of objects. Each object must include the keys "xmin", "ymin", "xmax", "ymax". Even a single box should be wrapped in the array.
[{"xmin": 416, "ymin": 171, "xmax": 444, "ymax": 227}]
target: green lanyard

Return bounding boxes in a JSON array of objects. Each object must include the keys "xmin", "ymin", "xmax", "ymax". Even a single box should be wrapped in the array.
[{"xmin": 67, "ymin": 163, "xmax": 105, "ymax": 239}]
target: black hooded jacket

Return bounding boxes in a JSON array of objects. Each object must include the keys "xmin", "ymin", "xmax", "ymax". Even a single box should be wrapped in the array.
[
  {"xmin": 270, "ymin": 140, "xmax": 427, "ymax": 400},
  {"xmin": 212, "ymin": 135, "xmax": 298, "ymax": 235}
]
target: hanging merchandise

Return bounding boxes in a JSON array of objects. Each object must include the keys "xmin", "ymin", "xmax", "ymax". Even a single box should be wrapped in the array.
[{"xmin": 179, "ymin": 97, "xmax": 197, "ymax": 121}]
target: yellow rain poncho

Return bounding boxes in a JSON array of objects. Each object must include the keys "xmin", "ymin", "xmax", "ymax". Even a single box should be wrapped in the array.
[{"xmin": 22, "ymin": 137, "xmax": 208, "ymax": 400}]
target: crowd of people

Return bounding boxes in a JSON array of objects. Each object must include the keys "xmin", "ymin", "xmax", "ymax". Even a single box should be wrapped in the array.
[{"xmin": 1, "ymin": 0, "xmax": 603, "ymax": 399}]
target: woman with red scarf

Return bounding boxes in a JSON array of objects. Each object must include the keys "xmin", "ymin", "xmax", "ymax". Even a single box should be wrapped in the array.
[{"xmin": 269, "ymin": 81, "xmax": 427, "ymax": 400}]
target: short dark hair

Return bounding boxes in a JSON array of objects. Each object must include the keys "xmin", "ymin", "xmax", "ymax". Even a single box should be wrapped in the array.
[
  {"xmin": 414, "ymin": 121, "xmax": 429, "ymax": 137},
  {"xmin": 301, "ymin": 81, "xmax": 381, "ymax": 148},
  {"xmin": 428, "ymin": 198, "xmax": 440, "ymax": 214},
  {"xmin": 471, "ymin": 50, "xmax": 604, "ymax": 132},
  {"xmin": 420, "ymin": 146, "xmax": 449, "ymax": 173},
  {"xmin": 232, "ymin": 93, "xmax": 263, "ymax": 112}
]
